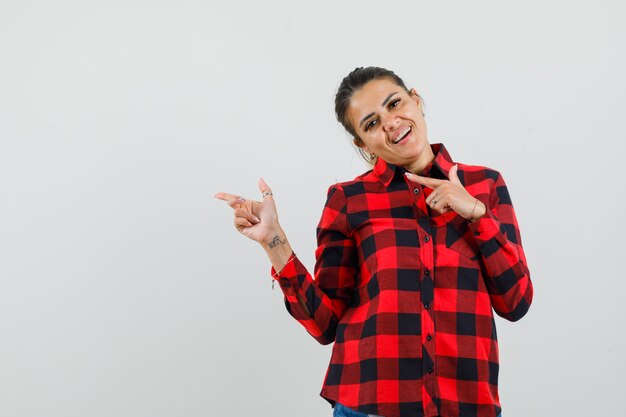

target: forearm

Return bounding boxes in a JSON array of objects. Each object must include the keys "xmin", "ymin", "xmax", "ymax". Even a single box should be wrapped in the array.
[
  {"xmin": 262, "ymin": 225, "xmax": 295, "ymax": 275},
  {"xmin": 262, "ymin": 226, "xmax": 312, "ymax": 317},
  {"xmin": 469, "ymin": 197, "xmax": 533, "ymax": 321},
  {"xmin": 267, "ymin": 184, "xmax": 356, "ymax": 344}
]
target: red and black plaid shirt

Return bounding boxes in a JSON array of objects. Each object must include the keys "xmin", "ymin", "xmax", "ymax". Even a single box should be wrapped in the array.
[{"xmin": 271, "ymin": 143, "xmax": 533, "ymax": 417}]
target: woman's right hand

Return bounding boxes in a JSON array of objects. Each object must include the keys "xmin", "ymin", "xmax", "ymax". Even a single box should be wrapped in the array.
[{"xmin": 214, "ymin": 178, "xmax": 280, "ymax": 244}]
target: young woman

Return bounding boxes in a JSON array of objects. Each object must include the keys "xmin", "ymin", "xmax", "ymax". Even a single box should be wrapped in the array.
[{"xmin": 215, "ymin": 67, "xmax": 533, "ymax": 417}]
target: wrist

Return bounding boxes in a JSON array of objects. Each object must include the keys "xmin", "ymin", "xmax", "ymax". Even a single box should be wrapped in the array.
[
  {"xmin": 263, "ymin": 224, "xmax": 287, "ymax": 249},
  {"xmin": 469, "ymin": 200, "xmax": 487, "ymax": 222},
  {"xmin": 262, "ymin": 226, "xmax": 293, "ymax": 271}
]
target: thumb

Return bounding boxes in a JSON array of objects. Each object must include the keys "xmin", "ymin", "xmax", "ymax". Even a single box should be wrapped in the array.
[
  {"xmin": 259, "ymin": 177, "xmax": 273, "ymax": 199},
  {"xmin": 448, "ymin": 164, "xmax": 462, "ymax": 186}
]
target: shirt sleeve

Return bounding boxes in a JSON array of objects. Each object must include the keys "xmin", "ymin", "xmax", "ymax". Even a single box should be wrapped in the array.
[
  {"xmin": 270, "ymin": 184, "xmax": 357, "ymax": 345},
  {"xmin": 468, "ymin": 171, "xmax": 534, "ymax": 321}
]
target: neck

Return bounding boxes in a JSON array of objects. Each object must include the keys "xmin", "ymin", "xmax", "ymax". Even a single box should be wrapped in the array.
[{"xmin": 404, "ymin": 144, "xmax": 435, "ymax": 174}]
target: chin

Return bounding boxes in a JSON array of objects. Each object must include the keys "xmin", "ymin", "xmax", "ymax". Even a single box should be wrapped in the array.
[{"xmin": 406, "ymin": 140, "xmax": 425, "ymax": 155}]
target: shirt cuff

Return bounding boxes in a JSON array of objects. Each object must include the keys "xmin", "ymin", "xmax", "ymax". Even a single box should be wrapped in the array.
[
  {"xmin": 467, "ymin": 206, "xmax": 507, "ymax": 247},
  {"xmin": 270, "ymin": 252, "xmax": 301, "ymax": 292}
]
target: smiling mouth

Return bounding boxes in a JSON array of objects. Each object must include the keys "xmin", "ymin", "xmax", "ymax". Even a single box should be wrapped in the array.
[{"xmin": 392, "ymin": 126, "xmax": 411, "ymax": 144}]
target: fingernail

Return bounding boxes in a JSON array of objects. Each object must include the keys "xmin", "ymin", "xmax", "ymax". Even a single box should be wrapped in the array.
[
  {"xmin": 404, "ymin": 172, "xmax": 412, "ymax": 177},
  {"xmin": 253, "ymin": 216, "xmax": 261, "ymax": 223}
]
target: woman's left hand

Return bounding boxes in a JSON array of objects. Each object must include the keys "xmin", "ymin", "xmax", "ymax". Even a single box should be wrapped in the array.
[{"xmin": 405, "ymin": 164, "xmax": 487, "ymax": 222}]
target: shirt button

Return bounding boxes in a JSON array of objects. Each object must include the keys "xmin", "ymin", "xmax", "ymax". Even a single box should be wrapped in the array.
[
  {"xmin": 424, "ymin": 269, "xmax": 430, "ymax": 276},
  {"xmin": 427, "ymin": 367, "xmax": 434, "ymax": 374},
  {"xmin": 424, "ymin": 236, "xmax": 430, "ymax": 243},
  {"xmin": 473, "ymin": 231, "xmax": 480, "ymax": 236},
  {"xmin": 413, "ymin": 188, "xmax": 420, "ymax": 195},
  {"xmin": 424, "ymin": 303, "xmax": 430, "ymax": 310},
  {"xmin": 426, "ymin": 334, "xmax": 432, "ymax": 341}
]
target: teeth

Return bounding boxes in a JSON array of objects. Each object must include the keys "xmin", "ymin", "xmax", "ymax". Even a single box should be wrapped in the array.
[{"xmin": 393, "ymin": 127, "xmax": 411, "ymax": 144}]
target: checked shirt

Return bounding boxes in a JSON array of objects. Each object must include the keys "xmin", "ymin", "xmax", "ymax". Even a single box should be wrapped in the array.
[{"xmin": 271, "ymin": 143, "xmax": 533, "ymax": 417}]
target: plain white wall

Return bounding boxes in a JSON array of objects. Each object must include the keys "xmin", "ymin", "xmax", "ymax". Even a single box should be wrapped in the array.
[{"xmin": 1, "ymin": 1, "xmax": 624, "ymax": 416}]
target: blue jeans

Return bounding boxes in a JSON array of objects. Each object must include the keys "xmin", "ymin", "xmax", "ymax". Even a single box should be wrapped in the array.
[
  {"xmin": 333, "ymin": 403, "xmax": 379, "ymax": 417},
  {"xmin": 333, "ymin": 402, "xmax": 502, "ymax": 417}
]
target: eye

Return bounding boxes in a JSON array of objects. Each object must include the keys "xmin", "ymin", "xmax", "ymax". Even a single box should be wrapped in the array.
[
  {"xmin": 365, "ymin": 119, "xmax": 378, "ymax": 131},
  {"xmin": 389, "ymin": 99, "xmax": 401, "ymax": 108}
]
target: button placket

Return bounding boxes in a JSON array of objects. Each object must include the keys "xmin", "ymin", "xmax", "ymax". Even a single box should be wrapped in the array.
[{"xmin": 414, "ymin": 188, "xmax": 437, "ymax": 410}]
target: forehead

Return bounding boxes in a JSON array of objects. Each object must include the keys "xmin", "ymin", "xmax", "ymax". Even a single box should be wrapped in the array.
[{"xmin": 348, "ymin": 78, "xmax": 403, "ymax": 124}]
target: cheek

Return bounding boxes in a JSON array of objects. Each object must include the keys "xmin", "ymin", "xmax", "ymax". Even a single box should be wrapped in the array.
[
  {"xmin": 411, "ymin": 113, "xmax": 426, "ymax": 132},
  {"xmin": 363, "ymin": 138, "xmax": 379, "ymax": 152},
  {"xmin": 370, "ymin": 133, "xmax": 388, "ymax": 149},
  {"xmin": 419, "ymin": 117, "xmax": 428, "ymax": 133}
]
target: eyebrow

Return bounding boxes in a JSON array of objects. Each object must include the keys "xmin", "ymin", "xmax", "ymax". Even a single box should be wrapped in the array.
[{"xmin": 359, "ymin": 92, "xmax": 399, "ymax": 128}]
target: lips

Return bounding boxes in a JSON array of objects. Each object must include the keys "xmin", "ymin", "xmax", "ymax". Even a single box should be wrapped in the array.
[{"xmin": 392, "ymin": 126, "xmax": 411, "ymax": 144}]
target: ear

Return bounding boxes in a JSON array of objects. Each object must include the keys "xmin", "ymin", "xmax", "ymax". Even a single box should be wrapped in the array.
[
  {"xmin": 353, "ymin": 137, "xmax": 371, "ymax": 154},
  {"xmin": 409, "ymin": 88, "xmax": 423, "ymax": 107}
]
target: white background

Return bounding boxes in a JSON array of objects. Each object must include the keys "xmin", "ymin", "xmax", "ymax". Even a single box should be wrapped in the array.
[{"xmin": 1, "ymin": 1, "xmax": 624, "ymax": 416}]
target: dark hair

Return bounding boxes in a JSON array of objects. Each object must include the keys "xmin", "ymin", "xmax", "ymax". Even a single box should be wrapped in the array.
[{"xmin": 334, "ymin": 66, "xmax": 413, "ymax": 164}]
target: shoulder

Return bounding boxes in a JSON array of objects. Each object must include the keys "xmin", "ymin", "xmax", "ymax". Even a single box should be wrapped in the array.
[
  {"xmin": 455, "ymin": 162, "xmax": 503, "ymax": 187},
  {"xmin": 455, "ymin": 162, "xmax": 512, "ymax": 206},
  {"xmin": 324, "ymin": 167, "xmax": 378, "ymax": 198}
]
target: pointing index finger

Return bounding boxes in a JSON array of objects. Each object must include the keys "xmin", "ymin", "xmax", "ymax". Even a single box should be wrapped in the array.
[
  {"xmin": 214, "ymin": 192, "xmax": 235, "ymax": 201},
  {"xmin": 404, "ymin": 172, "xmax": 445, "ymax": 189},
  {"xmin": 214, "ymin": 192, "xmax": 248, "ymax": 209}
]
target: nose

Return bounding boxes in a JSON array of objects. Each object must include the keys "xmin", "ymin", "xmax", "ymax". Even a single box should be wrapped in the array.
[{"xmin": 381, "ymin": 114, "xmax": 400, "ymax": 132}]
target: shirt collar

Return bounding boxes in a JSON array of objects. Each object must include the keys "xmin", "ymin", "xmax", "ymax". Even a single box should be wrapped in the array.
[{"xmin": 372, "ymin": 143, "xmax": 455, "ymax": 187}]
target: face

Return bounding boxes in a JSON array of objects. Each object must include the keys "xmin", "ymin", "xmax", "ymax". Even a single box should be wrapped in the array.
[{"xmin": 347, "ymin": 78, "xmax": 431, "ymax": 171}]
